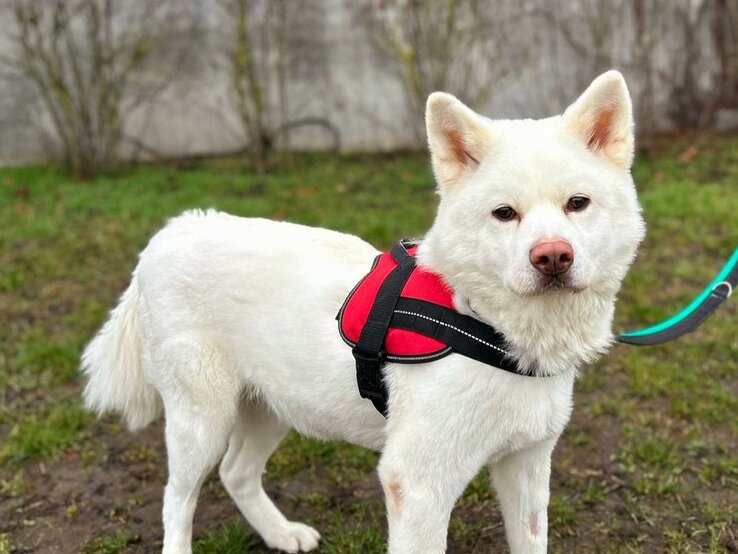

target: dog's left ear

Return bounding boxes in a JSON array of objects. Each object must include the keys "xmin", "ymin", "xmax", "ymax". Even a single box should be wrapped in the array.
[
  {"xmin": 562, "ymin": 70, "xmax": 635, "ymax": 170},
  {"xmin": 426, "ymin": 92, "xmax": 493, "ymax": 189}
]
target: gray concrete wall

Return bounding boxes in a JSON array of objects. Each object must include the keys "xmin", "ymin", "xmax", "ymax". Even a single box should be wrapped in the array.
[{"xmin": 0, "ymin": 0, "xmax": 725, "ymax": 165}]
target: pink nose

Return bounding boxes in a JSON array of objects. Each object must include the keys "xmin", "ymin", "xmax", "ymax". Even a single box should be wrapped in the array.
[{"xmin": 529, "ymin": 239, "xmax": 574, "ymax": 276}]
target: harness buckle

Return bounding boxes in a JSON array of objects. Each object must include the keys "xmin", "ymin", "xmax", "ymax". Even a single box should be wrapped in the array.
[
  {"xmin": 351, "ymin": 346, "xmax": 386, "ymax": 369},
  {"xmin": 351, "ymin": 346, "xmax": 389, "ymax": 415}
]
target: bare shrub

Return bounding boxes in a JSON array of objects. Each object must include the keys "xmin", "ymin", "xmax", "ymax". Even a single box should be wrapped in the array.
[
  {"xmin": 0, "ymin": 0, "xmax": 183, "ymax": 177},
  {"xmin": 362, "ymin": 0, "xmax": 530, "ymax": 139},
  {"xmin": 540, "ymin": 0, "xmax": 730, "ymax": 132},
  {"xmin": 216, "ymin": 0, "xmax": 336, "ymax": 172}
]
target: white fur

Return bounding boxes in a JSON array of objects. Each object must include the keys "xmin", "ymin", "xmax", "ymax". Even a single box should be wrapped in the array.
[
  {"xmin": 81, "ymin": 71, "xmax": 644, "ymax": 553},
  {"xmin": 81, "ymin": 274, "xmax": 161, "ymax": 431}
]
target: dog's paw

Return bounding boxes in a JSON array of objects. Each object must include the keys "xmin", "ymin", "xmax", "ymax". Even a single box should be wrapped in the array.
[{"xmin": 263, "ymin": 521, "xmax": 321, "ymax": 553}]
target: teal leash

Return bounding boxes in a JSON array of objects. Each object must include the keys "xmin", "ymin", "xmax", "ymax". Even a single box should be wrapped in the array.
[{"xmin": 618, "ymin": 248, "xmax": 738, "ymax": 346}]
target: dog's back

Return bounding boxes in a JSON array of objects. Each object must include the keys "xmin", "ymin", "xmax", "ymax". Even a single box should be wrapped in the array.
[{"xmin": 82, "ymin": 210, "xmax": 387, "ymax": 442}]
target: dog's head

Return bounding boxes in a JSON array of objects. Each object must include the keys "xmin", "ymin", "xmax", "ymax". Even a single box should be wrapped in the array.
[{"xmin": 421, "ymin": 71, "xmax": 645, "ymax": 302}]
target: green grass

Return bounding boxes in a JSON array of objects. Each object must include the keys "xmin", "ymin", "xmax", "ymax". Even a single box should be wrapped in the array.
[
  {"xmin": 0, "ymin": 533, "xmax": 11, "ymax": 554},
  {"xmin": 192, "ymin": 523, "xmax": 259, "ymax": 554},
  {"xmin": 0, "ymin": 139, "xmax": 737, "ymax": 552},
  {"xmin": 82, "ymin": 529, "xmax": 140, "ymax": 554},
  {"xmin": 0, "ymin": 400, "xmax": 92, "ymax": 464}
]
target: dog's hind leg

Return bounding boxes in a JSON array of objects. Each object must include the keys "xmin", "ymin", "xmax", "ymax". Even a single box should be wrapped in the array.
[
  {"xmin": 219, "ymin": 400, "xmax": 320, "ymax": 553},
  {"xmin": 156, "ymin": 337, "xmax": 239, "ymax": 554}
]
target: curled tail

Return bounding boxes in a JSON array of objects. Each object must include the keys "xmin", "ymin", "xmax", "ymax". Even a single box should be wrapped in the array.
[{"xmin": 81, "ymin": 273, "xmax": 160, "ymax": 431}]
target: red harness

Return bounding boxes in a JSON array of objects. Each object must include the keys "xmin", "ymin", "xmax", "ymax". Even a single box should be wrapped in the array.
[
  {"xmin": 337, "ymin": 241, "xmax": 525, "ymax": 416},
  {"xmin": 338, "ymin": 245, "xmax": 455, "ymax": 361}
]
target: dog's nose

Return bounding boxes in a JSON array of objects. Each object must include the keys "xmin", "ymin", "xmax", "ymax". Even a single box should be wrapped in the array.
[{"xmin": 529, "ymin": 239, "xmax": 574, "ymax": 276}]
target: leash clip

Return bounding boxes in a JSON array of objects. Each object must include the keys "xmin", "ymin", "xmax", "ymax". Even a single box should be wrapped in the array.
[{"xmin": 713, "ymin": 281, "xmax": 733, "ymax": 299}]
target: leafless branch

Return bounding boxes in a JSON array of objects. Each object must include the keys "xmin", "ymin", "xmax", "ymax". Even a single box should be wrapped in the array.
[
  {"xmin": 0, "ymin": 0, "xmax": 175, "ymax": 177},
  {"xmin": 215, "ymin": 0, "xmax": 335, "ymax": 172},
  {"xmin": 361, "ymin": 0, "xmax": 532, "ymax": 139}
]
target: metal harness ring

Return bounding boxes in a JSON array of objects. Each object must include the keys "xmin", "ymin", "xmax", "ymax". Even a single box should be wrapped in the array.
[{"xmin": 713, "ymin": 281, "xmax": 733, "ymax": 299}]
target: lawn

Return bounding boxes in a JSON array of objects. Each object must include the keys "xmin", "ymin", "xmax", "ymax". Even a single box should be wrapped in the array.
[{"xmin": 0, "ymin": 139, "xmax": 736, "ymax": 553}]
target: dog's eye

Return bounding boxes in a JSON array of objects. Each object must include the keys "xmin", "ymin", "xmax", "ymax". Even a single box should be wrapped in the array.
[
  {"xmin": 566, "ymin": 195, "xmax": 590, "ymax": 212},
  {"xmin": 492, "ymin": 205, "xmax": 517, "ymax": 222}
]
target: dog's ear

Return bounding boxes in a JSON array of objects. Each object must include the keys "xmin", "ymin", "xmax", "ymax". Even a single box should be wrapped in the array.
[
  {"xmin": 426, "ymin": 92, "xmax": 493, "ymax": 189},
  {"xmin": 562, "ymin": 70, "xmax": 635, "ymax": 170}
]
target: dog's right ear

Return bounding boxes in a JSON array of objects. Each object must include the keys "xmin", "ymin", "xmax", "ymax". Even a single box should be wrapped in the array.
[{"xmin": 426, "ymin": 92, "xmax": 493, "ymax": 189}]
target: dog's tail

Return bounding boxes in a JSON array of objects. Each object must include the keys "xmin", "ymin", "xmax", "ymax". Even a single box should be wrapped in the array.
[{"xmin": 81, "ymin": 273, "xmax": 160, "ymax": 431}]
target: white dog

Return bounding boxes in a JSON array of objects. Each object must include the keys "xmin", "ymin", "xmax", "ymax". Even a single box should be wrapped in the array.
[{"xmin": 82, "ymin": 70, "xmax": 644, "ymax": 554}]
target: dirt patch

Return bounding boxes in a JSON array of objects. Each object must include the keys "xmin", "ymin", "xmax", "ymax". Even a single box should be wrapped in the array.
[
  {"xmin": 1, "ymin": 419, "xmax": 386, "ymax": 553},
  {"xmin": 2, "ymin": 391, "xmax": 736, "ymax": 553}
]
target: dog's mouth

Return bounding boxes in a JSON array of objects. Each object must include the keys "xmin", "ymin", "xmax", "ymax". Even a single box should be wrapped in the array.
[
  {"xmin": 516, "ymin": 275, "xmax": 588, "ymax": 296},
  {"xmin": 542, "ymin": 275, "xmax": 588, "ymax": 293}
]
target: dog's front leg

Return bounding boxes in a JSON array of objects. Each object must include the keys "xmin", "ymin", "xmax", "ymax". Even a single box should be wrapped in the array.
[
  {"xmin": 378, "ymin": 432, "xmax": 481, "ymax": 554},
  {"xmin": 489, "ymin": 439, "xmax": 556, "ymax": 554}
]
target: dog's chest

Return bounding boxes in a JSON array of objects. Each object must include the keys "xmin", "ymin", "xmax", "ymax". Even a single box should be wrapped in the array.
[{"xmin": 483, "ymin": 375, "xmax": 575, "ymax": 458}]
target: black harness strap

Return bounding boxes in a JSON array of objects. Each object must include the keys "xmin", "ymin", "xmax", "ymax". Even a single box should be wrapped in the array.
[
  {"xmin": 391, "ymin": 297, "xmax": 520, "ymax": 373},
  {"xmin": 352, "ymin": 242, "xmax": 415, "ymax": 415}
]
